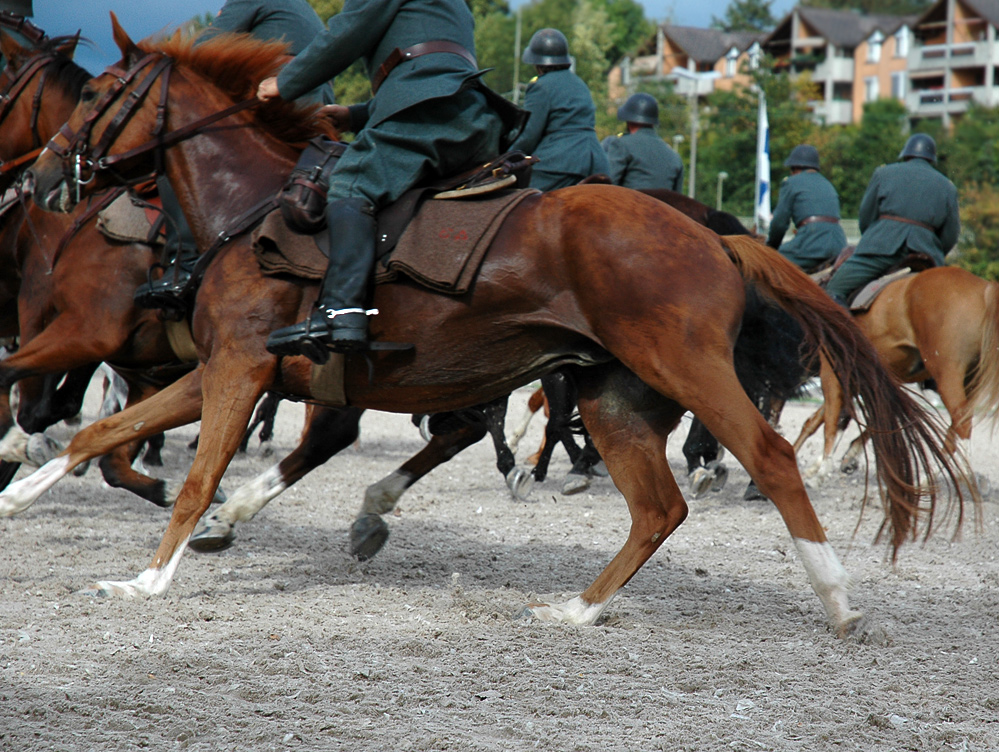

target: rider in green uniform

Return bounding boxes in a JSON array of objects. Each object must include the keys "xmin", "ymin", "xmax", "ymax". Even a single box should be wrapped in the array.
[
  {"xmin": 766, "ymin": 144, "xmax": 847, "ymax": 273},
  {"xmin": 826, "ymin": 134, "xmax": 959, "ymax": 305},
  {"xmin": 259, "ymin": 0, "xmax": 515, "ymax": 361},
  {"xmin": 604, "ymin": 92, "xmax": 683, "ymax": 192},
  {"xmin": 509, "ymin": 29, "xmax": 608, "ymax": 191}
]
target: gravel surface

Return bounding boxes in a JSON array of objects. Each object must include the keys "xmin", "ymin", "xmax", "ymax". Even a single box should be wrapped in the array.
[{"xmin": 1, "ymin": 384, "xmax": 997, "ymax": 751}]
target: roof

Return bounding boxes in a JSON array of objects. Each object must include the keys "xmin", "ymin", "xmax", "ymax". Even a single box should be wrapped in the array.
[
  {"xmin": 768, "ymin": 7, "xmax": 919, "ymax": 49},
  {"xmin": 952, "ymin": 0, "xmax": 999, "ymax": 25},
  {"xmin": 661, "ymin": 25, "xmax": 764, "ymax": 64}
]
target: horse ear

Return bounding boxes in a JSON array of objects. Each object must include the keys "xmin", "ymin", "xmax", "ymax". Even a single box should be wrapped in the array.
[
  {"xmin": 109, "ymin": 12, "xmax": 141, "ymax": 65},
  {"xmin": 0, "ymin": 30, "xmax": 29, "ymax": 68},
  {"xmin": 56, "ymin": 32, "xmax": 81, "ymax": 61}
]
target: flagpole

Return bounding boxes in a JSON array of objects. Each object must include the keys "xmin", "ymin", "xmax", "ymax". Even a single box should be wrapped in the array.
[{"xmin": 754, "ymin": 89, "xmax": 771, "ymax": 234}]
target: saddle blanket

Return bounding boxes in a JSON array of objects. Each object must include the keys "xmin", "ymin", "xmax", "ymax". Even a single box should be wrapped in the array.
[
  {"xmin": 848, "ymin": 268, "xmax": 916, "ymax": 312},
  {"xmin": 253, "ymin": 188, "xmax": 538, "ymax": 295},
  {"xmin": 96, "ymin": 192, "xmax": 163, "ymax": 246}
]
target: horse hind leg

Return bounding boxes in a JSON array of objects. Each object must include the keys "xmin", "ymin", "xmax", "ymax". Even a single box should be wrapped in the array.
[{"xmin": 522, "ymin": 364, "xmax": 688, "ymax": 626}]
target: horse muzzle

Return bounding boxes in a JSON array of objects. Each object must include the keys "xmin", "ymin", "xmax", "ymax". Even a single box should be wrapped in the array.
[{"xmin": 24, "ymin": 168, "xmax": 74, "ymax": 213}]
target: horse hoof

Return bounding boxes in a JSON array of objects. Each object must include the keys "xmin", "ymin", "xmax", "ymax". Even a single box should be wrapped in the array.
[
  {"xmin": 707, "ymin": 461, "xmax": 728, "ymax": 492},
  {"xmin": 419, "ymin": 414, "xmax": 432, "ymax": 443},
  {"xmin": 743, "ymin": 481, "xmax": 767, "ymax": 501},
  {"xmin": 839, "ymin": 614, "xmax": 889, "ymax": 646},
  {"xmin": 71, "ymin": 460, "xmax": 91, "ymax": 477},
  {"xmin": 840, "ymin": 457, "xmax": 859, "ymax": 475},
  {"xmin": 189, "ymin": 518, "xmax": 236, "ymax": 553},
  {"xmin": 590, "ymin": 460, "xmax": 609, "ymax": 478},
  {"xmin": 689, "ymin": 467, "xmax": 712, "ymax": 498},
  {"xmin": 561, "ymin": 474, "xmax": 590, "ymax": 496},
  {"xmin": 350, "ymin": 514, "xmax": 390, "ymax": 561},
  {"xmin": 506, "ymin": 466, "xmax": 535, "ymax": 501}
]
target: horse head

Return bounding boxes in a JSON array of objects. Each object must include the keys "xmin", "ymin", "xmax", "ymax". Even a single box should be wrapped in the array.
[
  {"xmin": 28, "ymin": 12, "xmax": 329, "ymax": 217},
  {"xmin": 0, "ymin": 30, "xmax": 87, "ymax": 192}
]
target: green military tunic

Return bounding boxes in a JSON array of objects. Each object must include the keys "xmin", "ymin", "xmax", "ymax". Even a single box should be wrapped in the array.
[
  {"xmin": 200, "ymin": 0, "xmax": 334, "ymax": 104},
  {"xmin": 275, "ymin": 0, "xmax": 502, "ymax": 208},
  {"xmin": 509, "ymin": 69, "xmax": 609, "ymax": 191},
  {"xmin": 766, "ymin": 170, "xmax": 847, "ymax": 272},
  {"xmin": 604, "ymin": 127, "xmax": 683, "ymax": 192},
  {"xmin": 826, "ymin": 158, "xmax": 959, "ymax": 299}
]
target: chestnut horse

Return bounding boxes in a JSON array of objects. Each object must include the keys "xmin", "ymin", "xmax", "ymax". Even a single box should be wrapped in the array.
[
  {"xmin": 20, "ymin": 24, "xmax": 966, "ymax": 636},
  {"xmin": 0, "ymin": 30, "xmax": 194, "ymax": 501},
  {"xmin": 793, "ymin": 265, "xmax": 999, "ymax": 481}
]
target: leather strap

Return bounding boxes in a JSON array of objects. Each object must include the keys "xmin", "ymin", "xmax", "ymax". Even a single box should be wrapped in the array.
[
  {"xmin": 881, "ymin": 213, "xmax": 934, "ymax": 232},
  {"xmin": 796, "ymin": 215, "xmax": 839, "ymax": 227},
  {"xmin": 371, "ymin": 41, "xmax": 476, "ymax": 94}
]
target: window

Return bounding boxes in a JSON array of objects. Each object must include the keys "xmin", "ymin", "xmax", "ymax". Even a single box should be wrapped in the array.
[
  {"xmin": 891, "ymin": 71, "xmax": 905, "ymax": 100},
  {"xmin": 748, "ymin": 42, "xmax": 761, "ymax": 70},
  {"xmin": 725, "ymin": 48, "xmax": 738, "ymax": 77},
  {"xmin": 865, "ymin": 75, "xmax": 879, "ymax": 101},
  {"xmin": 867, "ymin": 31, "xmax": 883, "ymax": 63},
  {"xmin": 895, "ymin": 26, "xmax": 909, "ymax": 57}
]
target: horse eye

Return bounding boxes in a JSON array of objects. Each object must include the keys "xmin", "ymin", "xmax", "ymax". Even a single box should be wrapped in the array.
[{"xmin": 80, "ymin": 86, "xmax": 97, "ymax": 104}]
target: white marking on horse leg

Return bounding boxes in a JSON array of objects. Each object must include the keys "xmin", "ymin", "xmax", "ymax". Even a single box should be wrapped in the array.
[
  {"xmin": 211, "ymin": 464, "xmax": 286, "ymax": 526},
  {"xmin": 95, "ymin": 536, "xmax": 190, "ymax": 598},
  {"xmin": 794, "ymin": 538, "xmax": 862, "ymax": 633},
  {"xmin": 0, "ymin": 425, "xmax": 31, "ymax": 464},
  {"xmin": 0, "ymin": 455, "xmax": 72, "ymax": 516},
  {"xmin": 525, "ymin": 594, "xmax": 613, "ymax": 626},
  {"xmin": 25, "ymin": 432, "xmax": 64, "ymax": 466},
  {"xmin": 361, "ymin": 470, "xmax": 413, "ymax": 516},
  {"xmin": 507, "ymin": 409, "xmax": 536, "ymax": 455}
]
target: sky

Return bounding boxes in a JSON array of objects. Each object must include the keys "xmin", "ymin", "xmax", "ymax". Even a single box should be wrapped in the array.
[{"xmin": 29, "ymin": 0, "xmax": 799, "ymax": 75}]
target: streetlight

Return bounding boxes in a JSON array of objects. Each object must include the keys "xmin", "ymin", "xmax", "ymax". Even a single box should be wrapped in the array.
[
  {"xmin": 716, "ymin": 171, "xmax": 728, "ymax": 211},
  {"xmin": 670, "ymin": 67, "xmax": 720, "ymax": 199}
]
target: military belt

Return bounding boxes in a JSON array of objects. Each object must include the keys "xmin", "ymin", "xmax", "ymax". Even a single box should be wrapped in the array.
[
  {"xmin": 371, "ymin": 41, "xmax": 477, "ymax": 94},
  {"xmin": 881, "ymin": 214, "xmax": 934, "ymax": 232},
  {"xmin": 796, "ymin": 215, "xmax": 839, "ymax": 228}
]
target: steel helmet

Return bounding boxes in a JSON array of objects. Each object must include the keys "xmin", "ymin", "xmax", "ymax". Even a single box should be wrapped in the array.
[
  {"xmin": 899, "ymin": 133, "xmax": 937, "ymax": 164},
  {"xmin": 522, "ymin": 28, "xmax": 571, "ymax": 67},
  {"xmin": 0, "ymin": 1, "xmax": 32, "ymax": 14},
  {"xmin": 617, "ymin": 93, "xmax": 659, "ymax": 126},
  {"xmin": 783, "ymin": 144, "xmax": 820, "ymax": 171}
]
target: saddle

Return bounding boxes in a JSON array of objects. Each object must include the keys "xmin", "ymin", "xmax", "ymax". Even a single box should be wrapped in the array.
[{"xmin": 811, "ymin": 246, "xmax": 938, "ymax": 312}]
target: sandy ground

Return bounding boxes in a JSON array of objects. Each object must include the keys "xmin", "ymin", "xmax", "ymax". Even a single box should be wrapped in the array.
[{"xmin": 0, "ymin": 383, "xmax": 997, "ymax": 751}]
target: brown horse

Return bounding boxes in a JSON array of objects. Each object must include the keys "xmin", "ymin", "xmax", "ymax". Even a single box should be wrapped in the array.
[
  {"xmin": 793, "ymin": 266, "xmax": 999, "ymax": 480},
  {"xmin": 19, "ymin": 22, "xmax": 967, "ymax": 636},
  {"xmin": 0, "ymin": 29, "xmax": 195, "ymax": 501}
]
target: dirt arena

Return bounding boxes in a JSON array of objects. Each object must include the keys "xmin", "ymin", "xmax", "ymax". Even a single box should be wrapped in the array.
[{"xmin": 1, "ymin": 384, "xmax": 997, "ymax": 751}]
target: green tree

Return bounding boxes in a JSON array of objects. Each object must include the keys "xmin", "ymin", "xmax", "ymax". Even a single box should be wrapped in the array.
[
  {"xmin": 710, "ymin": 0, "xmax": 776, "ymax": 32},
  {"xmin": 941, "ymin": 105, "xmax": 999, "ymax": 189},
  {"xmin": 799, "ymin": 0, "xmax": 932, "ymax": 14}
]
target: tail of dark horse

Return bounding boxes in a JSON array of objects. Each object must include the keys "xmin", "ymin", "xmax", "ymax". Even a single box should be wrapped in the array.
[{"xmin": 720, "ymin": 234, "xmax": 972, "ymax": 555}]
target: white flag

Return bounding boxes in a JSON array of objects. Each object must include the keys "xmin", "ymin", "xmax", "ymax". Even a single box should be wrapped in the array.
[{"xmin": 755, "ymin": 92, "xmax": 772, "ymax": 231}]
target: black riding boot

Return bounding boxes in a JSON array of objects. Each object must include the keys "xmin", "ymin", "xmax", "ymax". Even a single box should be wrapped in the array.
[
  {"xmin": 266, "ymin": 198, "xmax": 376, "ymax": 364},
  {"xmin": 134, "ymin": 175, "xmax": 198, "ymax": 319}
]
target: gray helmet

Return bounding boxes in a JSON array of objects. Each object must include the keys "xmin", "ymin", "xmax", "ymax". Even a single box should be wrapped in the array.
[
  {"xmin": 617, "ymin": 93, "xmax": 659, "ymax": 126},
  {"xmin": 783, "ymin": 144, "xmax": 820, "ymax": 171},
  {"xmin": 899, "ymin": 133, "xmax": 937, "ymax": 164},
  {"xmin": 522, "ymin": 28, "xmax": 571, "ymax": 67}
]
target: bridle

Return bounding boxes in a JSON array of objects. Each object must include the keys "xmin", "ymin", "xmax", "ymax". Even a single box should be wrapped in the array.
[{"xmin": 45, "ymin": 50, "xmax": 260, "ymax": 205}]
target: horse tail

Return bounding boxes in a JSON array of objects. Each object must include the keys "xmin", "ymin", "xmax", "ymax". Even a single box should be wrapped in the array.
[
  {"xmin": 967, "ymin": 281, "xmax": 999, "ymax": 419},
  {"xmin": 720, "ymin": 234, "xmax": 970, "ymax": 556}
]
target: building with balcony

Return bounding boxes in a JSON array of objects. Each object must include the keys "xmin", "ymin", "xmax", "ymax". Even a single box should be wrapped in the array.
[
  {"xmin": 607, "ymin": 25, "xmax": 763, "ymax": 105},
  {"xmin": 908, "ymin": 0, "xmax": 999, "ymax": 127},
  {"xmin": 764, "ymin": 7, "xmax": 916, "ymax": 125}
]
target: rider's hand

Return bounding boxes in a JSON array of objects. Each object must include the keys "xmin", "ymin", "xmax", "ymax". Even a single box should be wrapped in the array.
[
  {"xmin": 319, "ymin": 104, "xmax": 352, "ymax": 133},
  {"xmin": 256, "ymin": 77, "xmax": 281, "ymax": 102}
]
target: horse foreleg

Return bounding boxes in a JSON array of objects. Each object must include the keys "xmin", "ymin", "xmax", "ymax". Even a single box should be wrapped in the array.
[
  {"xmin": 0, "ymin": 366, "xmax": 205, "ymax": 517},
  {"xmin": 508, "ymin": 386, "xmax": 544, "ymax": 455},
  {"xmin": 88, "ymin": 356, "xmax": 272, "ymax": 598},
  {"xmin": 478, "ymin": 395, "xmax": 535, "ymax": 500},
  {"xmin": 191, "ymin": 404, "xmax": 364, "ymax": 553},
  {"xmin": 523, "ymin": 365, "xmax": 687, "ymax": 626},
  {"xmin": 792, "ymin": 403, "xmax": 826, "ymax": 454},
  {"xmin": 804, "ymin": 356, "xmax": 845, "ymax": 483},
  {"xmin": 352, "ymin": 421, "xmax": 488, "ymax": 561},
  {"xmin": 239, "ymin": 392, "xmax": 282, "ymax": 453}
]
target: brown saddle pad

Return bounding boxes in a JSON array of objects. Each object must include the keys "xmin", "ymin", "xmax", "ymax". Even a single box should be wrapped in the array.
[
  {"xmin": 849, "ymin": 268, "xmax": 917, "ymax": 312},
  {"xmin": 253, "ymin": 188, "xmax": 538, "ymax": 295}
]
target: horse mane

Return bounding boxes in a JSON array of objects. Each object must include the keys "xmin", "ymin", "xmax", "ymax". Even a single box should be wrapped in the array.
[
  {"xmin": 138, "ymin": 32, "xmax": 335, "ymax": 148},
  {"xmin": 40, "ymin": 35, "xmax": 92, "ymax": 100}
]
